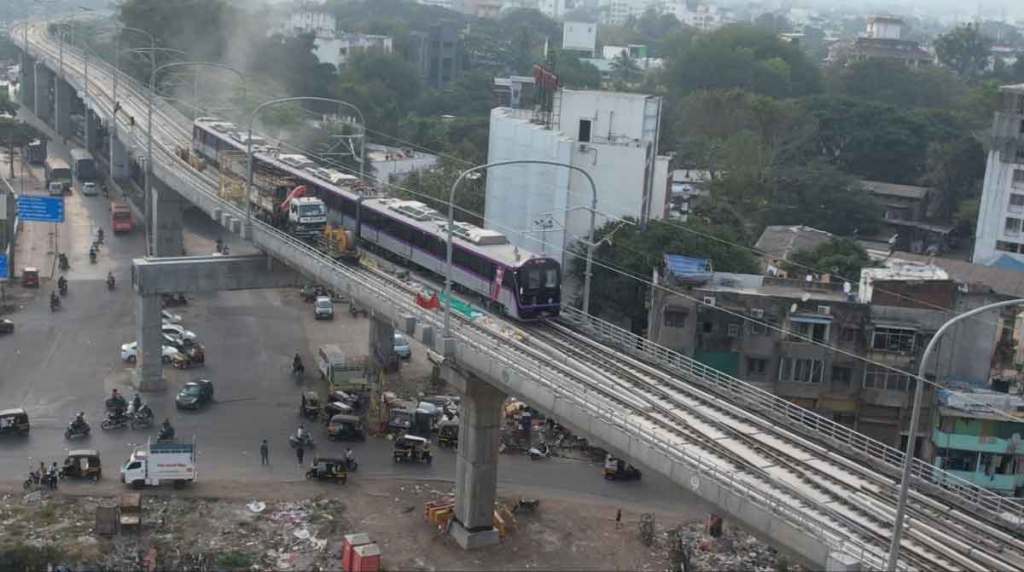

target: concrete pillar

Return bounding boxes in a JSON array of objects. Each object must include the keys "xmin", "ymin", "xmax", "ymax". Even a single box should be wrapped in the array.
[
  {"xmin": 85, "ymin": 109, "xmax": 98, "ymax": 153},
  {"xmin": 33, "ymin": 62, "xmax": 52, "ymax": 124},
  {"xmin": 110, "ymin": 133, "xmax": 130, "ymax": 181},
  {"xmin": 20, "ymin": 54, "xmax": 35, "ymax": 110},
  {"xmin": 153, "ymin": 182, "xmax": 186, "ymax": 257},
  {"xmin": 369, "ymin": 313, "xmax": 397, "ymax": 372},
  {"xmin": 449, "ymin": 371, "xmax": 505, "ymax": 549},
  {"xmin": 134, "ymin": 293, "xmax": 164, "ymax": 392},
  {"xmin": 55, "ymin": 78, "xmax": 72, "ymax": 140}
]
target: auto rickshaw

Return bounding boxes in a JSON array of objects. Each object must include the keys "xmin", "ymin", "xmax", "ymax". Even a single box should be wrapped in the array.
[
  {"xmin": 305, "ymin": 456, "xmax": 348, "ymax": 484},
  {"xmin": 301, "ymin": 391, "xmax": 321, "ymax": 420},
  {"xmin": 437, "ymin": 418, "xmax": 459, "ymax": 449},
  {"xmin": 60, "ymin": 449, "xmax": 102, "ymax": 481},
  {"xmin": 171, "ymin": 344, "xmax": 205, "ymax": 369},
  {"xmin": 393, "ymin": 434, "xmax": 432, "ymax": 464},
  {"xmin": 0, "ymin": 408, "xmax": 30, "ymax": 435},
  {"xmin": 0, "ymin": 319, "xmax": 14, "ymax": 335},
  {"xmin": 327, "ymin": 414, "xmax": 365, "ymax": 441},
  {"xmin": 603, "ymin": 455, "xmax": 642, "ymax": 481},
  {"xmin": 21, "ymin": 267, "xmax": 39, "ymax": 288}
]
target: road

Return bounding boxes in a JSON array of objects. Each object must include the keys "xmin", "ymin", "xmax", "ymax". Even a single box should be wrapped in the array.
[{"xmin": 0, "ymin": 128, "xmax": 695, "ymax": 514}]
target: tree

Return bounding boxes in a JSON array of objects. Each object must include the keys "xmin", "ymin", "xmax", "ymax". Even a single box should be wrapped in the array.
[
  {"xmin": 828, "ymin": 59, "xmax": 967, "ymax": 109},
  {"xmin": 785, "ymin": 238, "xmax": 872, "ymax": 282},
  {"xmin": 610, "ymin": 51, "xmax": 642, "ymax": 84},
  {"xmin": 935, "ymin": 24, "xmax": 994, "ymax": 80},
  {"xmin": 761, "ymin": 162, "xmax": 881, "ymax": 237},
  {"xmin": 399, "ymin": 158, "xmax": 484, "ymax": 226},
  {"xmin": 0, "ymin": 116, "xmax": 46, "ymax": 179},
  {"xmin": 569, "ymin": 218, "xmax": 758, "ymax": 331},
  {"xmin": 249, "ymin": 33, "xmax": 337, "ymax": 100},
  {"xmin": 549, "ymin": 50, "xmax": 602, "ymax": 90},
  {"xmin": 119, "ymin": 0, "xmax": 236, "ymax": 62},
  {"xmin": 921, "ymin": 136, "xmax": 985, "ymax": 222}
]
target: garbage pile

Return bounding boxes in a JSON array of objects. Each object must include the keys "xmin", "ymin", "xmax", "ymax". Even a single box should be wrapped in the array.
[{"xmin": 660, "ymin": 518, "xmax": 802, "ymax": 572}]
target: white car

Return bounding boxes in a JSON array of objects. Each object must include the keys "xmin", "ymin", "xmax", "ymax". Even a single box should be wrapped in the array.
[
  {"xmin": 161, "ymin": 323, "xmax": 197, "ymax": 341},
  {"xmin": 81, "ymin": 181, "xmax": 97, "ymax": 196},
  {"xmin": 161, "ymin": 310, "xmax": 182, "ymax": 324},
  {"xmin": 120, "ymin": 341, "xmax": 179, "ymax": 364}
]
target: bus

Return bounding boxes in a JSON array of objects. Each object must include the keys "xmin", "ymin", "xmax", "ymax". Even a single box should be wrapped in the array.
[
  {"xmin": 70, "ymin": 148, "xmax": 96, "ymax": 183},
  {"xmin": 111, "ymin": 202, "xmax": 134, "ymax": 233},
  {"xmin": 44, "ymin": 157, "xmax": 72, "ymax": 194}
]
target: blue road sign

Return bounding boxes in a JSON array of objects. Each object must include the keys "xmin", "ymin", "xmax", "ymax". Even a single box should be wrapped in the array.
[
  {"xmin": 0, "ymin": 254, "xmax": 7, "ymax": 280},
  {"xmin": 17, "ymin": 195, "xmax": 65, "ymax": 223}
]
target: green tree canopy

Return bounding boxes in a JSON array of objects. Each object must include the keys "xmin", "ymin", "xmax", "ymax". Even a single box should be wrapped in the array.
[
  {"xmin": 549, "ymin": 50, "xmax": 602, "ymax": 90},
  {"xmin": 569, "ymin": 218, "xmax": 759, "ymax": 330},
  {"xmin": 935, "ymin": 24, "xmax": 994, "ymax": 80},
  {"xmin": 827, "ymin": 59, "xmax": 967, "ymax": 109},
  {"xmin": 784, "ymin": 237, "xmax": 873, "ymax": 281},
  {"xmin": 398, "ymin": 157, "xmax": 483, "ymax": 225}
]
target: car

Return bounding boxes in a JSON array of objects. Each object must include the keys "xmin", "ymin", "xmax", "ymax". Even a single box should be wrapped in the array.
[
  {"xmin": 161, "ymin": 310, "xmax": 182, "ymax": 324},
  {"xmin": 120, "ymin": 341, "xmax": 179, "ymax": 364},
  {"xmin": 393, "ymin": 332, "xmax": 411, "ymax": 360},
  {"xmin": 161, "ymin": 323, "xmax": 197, "ymax": 342},
  {"xmin": 81, "ymin": 181, "xmax": 97, "ymax": 196},
  {"xmin": 175, "ymin": 379, "xmax": 214, "ymax": 410},
  {"xmin": 314, "ymin": 296, "xmax": 334, "ymax": 320}
]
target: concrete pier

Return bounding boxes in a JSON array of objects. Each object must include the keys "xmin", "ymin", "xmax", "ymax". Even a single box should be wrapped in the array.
[
  {"xmin": 153, "ymin": 182, "xmax": 187, "ymax": 257},
  {"xmin": 20, "ymin": 54, "xmax": 35, "ymax": 110},
  {"xmin": 33, "ymin": 62, "xmax": 52, "ymax": 124}
]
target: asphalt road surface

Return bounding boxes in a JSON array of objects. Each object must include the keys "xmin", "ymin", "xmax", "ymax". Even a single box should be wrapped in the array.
[{"xmin": 0, "ymin": 135, "xmax": 695, "ymax": 515}]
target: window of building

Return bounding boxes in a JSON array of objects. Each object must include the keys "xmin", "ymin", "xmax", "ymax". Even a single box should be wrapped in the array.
[
  {"xmin": 1017, "ymin": 145, "xmax": 1024, "ymax": 163},
  {"xmin": 871, "ymin": 327, "xmax": 915, "ymax": 353},
  {"xmin": 1014, "ymin": 171, "xmax": 1024, "ymax": 189},
  {"xmin": 1006, "ymin": 217, "xmax": 1022, "ymax": 236},
  {"xmin": 746, "ymin": 321, "xmax": 767, "ymax": 336},
  {"xmin": 1010, "ymin": 193, "xmax": 1024, "ymax": 212},
  {"xmin": 996, "ymin": 241, "xmax": 1021, "ymax": 253},
  {"xmin": 779, "ymin": 357, "xmax": 824, "ymax": 384},
  {"xmin": 578, "ymin": 119, "xmax": 591, "ymax": 142},
  {"xmin": 789, "ymin": 318, "xmax": 829, "ymax": 343},
  {"xmin": 663, "ymin": 308, "xmax": 687, "ymax": 328},
  {"xmin": 701, "ymin": 321, "xmax": 713, "ymax": 333},
  {"xmin": 727, "ymin": 323, "xmax": 741, "ymax": 337},
  {"xmin": 746, "ymin": 357, "xmax": 767, "ymax": 376},
  {"xmin": 831, "ymin": 366, "xmax": 852, "ymax": 387},
  {"xmin": 840, "ymin": 327, "xmax": 859, "ymax": 343},
  {"xmin": 863, "ymin": 366, "xmax": 914, "ymax": 391}
]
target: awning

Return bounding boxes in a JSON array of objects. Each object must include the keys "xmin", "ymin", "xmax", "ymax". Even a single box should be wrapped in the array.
[{"xmin": 790, "ymin": 315, "xmax": 832, "ymax": 324}]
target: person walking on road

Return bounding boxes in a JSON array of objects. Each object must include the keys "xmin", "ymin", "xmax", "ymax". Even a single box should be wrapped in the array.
[
  {"xmin": 296, "ymin": 443, "xmax": 305, "ymax": 466},
  {"xmin": 260, "ymin": 440, "xmax": 269, "ymax": 465}
]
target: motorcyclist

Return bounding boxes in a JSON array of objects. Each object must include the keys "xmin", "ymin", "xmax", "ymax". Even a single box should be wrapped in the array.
[
  {"xmin": 345, "ymin": 448, "xmax": 355, "ymax": 469},
  {"xmin": 159, "ymin": 419, "xmax": 175, "ymax": 440},
  {"xmin": 215, "ymin": 237, "xmax": 224, "ymax": 254},
  {"xmin": 97, "ymin": 228, "xmax": 104, "ymax": 243},
  {"xmin": 72, "ymin": 411, "xmax": 87, "ymax": 431},
  {"xmin": 295, "ymin": 424, "xmax": 307, "ymax": 444},
  {"xmin": 57, "ymin": 275, "xmax": 67, "ymax": 294},
  {"xmin": 292, "ymin": 353, "xmax": 304, "ymax": 374},
  {"xmin": 50, "ymin": 291, "xmax": 60, "ymax": 309},
  {"xmin": 89, "ymin": 245, "xmax": 97, "ymax": 263},
  {"xmin": 131, "ymin": 393, "xmax": 142, "ymax": 414},
  {"xmin": 58, "ymin": 252, "xmax": 69, "ymax": 270}
]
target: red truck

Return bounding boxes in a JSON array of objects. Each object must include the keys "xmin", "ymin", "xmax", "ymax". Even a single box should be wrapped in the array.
[{"xmin": 111, "ymin": 202, "xmax": 134, "ymax": 233}]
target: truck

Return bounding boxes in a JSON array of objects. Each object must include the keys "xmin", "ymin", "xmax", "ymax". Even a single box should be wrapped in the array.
[
  {"xmin": 70, "ymin": 148, "xmax": 96, "ymax": 183},
  {"xmin": 111, "ymin": 202, "xmax": 134, "ymax": 233},
  {"xmin": 250, "ymin": 184, "xmax": 327, "ymax": 239},
  {"xmin": 120, "ymin": 438, "xmax": 197, "ymax": 488},
  {"xmin": 317, "ymin": 344, "xmax": 368, "ymax": 393},
  {"xmin": 44, "ymin": 157, "xmax": 71, "ymax": 193},
  {"xmin": 26, "ymin": 139, "xmax": 47, "ymax": 164}
]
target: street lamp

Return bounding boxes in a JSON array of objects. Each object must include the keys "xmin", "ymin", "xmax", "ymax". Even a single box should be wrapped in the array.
[
  {"xmin": 443, "ymin": 160, "xmax": 599, "ymax": 346},
  {"xmin": 110, "ymin": 26, "xmax": 155, "ymax": 184},
  {"xmin": 885, "ymin": 298, "xmax": 1024, "ymax": 570},
  {"xmin": 245, "ymin": 96, "xmax": 365, "ymax": 234},
  {"xmin": 147, "ymin": 61, "xmax": 245, "ymax": 254}
]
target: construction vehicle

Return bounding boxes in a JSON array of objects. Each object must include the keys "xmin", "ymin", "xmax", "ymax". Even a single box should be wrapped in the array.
[
  {"xmin": 250, "ymin": 184, "xmax": 327, "ymax": 239},
  {"xmin": 317, "ymin": 224, "xmax": 360, "ymax": 262}
]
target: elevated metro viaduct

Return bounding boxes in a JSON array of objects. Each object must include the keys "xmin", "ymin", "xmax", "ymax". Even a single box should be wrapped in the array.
[{"xmin": 18, "ymin": 32, "xmax": 867, "ymax": 569}]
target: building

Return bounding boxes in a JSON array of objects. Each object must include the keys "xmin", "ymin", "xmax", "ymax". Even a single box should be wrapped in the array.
[
  {"xmin": 366, "ymin": 144, "xmax": 439, "ymax": 183},
  {"xmin": 275, "ymin": 4, "xmax": 392, "ymax": 68},
  {"xmin": 753, "ymin": 225, "xmax": 833, "ymax": 277},
  {"xmin": 860, "ymin": 179, "xmax": 952, "ymax": 254},
  {"xmin": 492, "ymin": 75, "xmax": 536, "ymax": 109},
  {"xmin": 973, "ymin": 84, "xmax": 1024, "ymax": 269},
  {"xmin": 409, "ymin": 24, "xmax": 464, "ymax": 89},
  {"xmin": 332, "ymin": 34, "xmax": 393, "ymax": 65},
  {"xmin": 661, "ymin": 1, "xmax": 728, "ymax": 32},
  {"xmin": 932, "ymin": 388, "xmax": 1024, "ymax": 495},
  {"xmin": 828, "ymin": 16, "xmax": 933, "ymax": 68},
  {"xmin": 562, "ymin": 21, "xmax": 597, "ymax": 55},
  {"xmin": 667, "ymin": 169, "xmax": 712, "ymax": 221},
  {"xmin": 463, "ymin": 0, "xmax": 505, "ymax": 17},
  {"xmin": 647, "ymin": 255, "xmax": 1017, "ymax": 450},
  {"xmin": 283, "ymin": 3, "xmax": 337, "ymax": 36},
  {"xmin": 484, "ymin": 89, "xmax": 671, "ymax": 267}
]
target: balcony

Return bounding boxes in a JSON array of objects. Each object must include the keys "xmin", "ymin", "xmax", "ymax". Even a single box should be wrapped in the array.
[
  {"xmin": 932, "ymin": 428, "xmax": 1016, "ymax": 455},
  {"xmin": 942, "ymin": 469, "xmax": 1022, "ymax": 495}
]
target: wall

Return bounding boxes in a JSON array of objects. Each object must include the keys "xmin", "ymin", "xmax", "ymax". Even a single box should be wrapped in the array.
[
  {"xmin": 558, "ymin": 90, "xmax": 655, "ymax": 144},
  {"xmin": 562, "ymin": 21, "xmax": 597, "ymax": 54},
  {"xmin": 973, "ymin": 89, "xmax": 1024, "ymax": 266}
]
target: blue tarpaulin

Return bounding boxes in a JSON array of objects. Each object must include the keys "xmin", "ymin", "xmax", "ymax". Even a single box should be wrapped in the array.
[
  {"xmin": 993, "ymin": 255, "xmax": 1024, "ymax": 273},
  {"xmin": 663, "ymin": 254, "xmax": 712, "ymax": 281}
]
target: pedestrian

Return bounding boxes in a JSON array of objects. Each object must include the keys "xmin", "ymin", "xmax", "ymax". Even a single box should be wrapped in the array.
[
  {"xmin": 296, "ymin": 444, "xmax": 305, "ymax": 466},
  {"xmin": 615, "ymin": 508, "xmax": 622, "ymax": 529},
  {"xmin": 49, "ymin": 462, "xmax": 59, "ymax": 490},
  {"xmin": 260, "ymin": 439, "xmax": 269, "ymax": 465}
]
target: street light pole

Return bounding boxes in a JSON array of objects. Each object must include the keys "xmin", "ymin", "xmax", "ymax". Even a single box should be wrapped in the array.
[
  {"xmin": 147, "ymin": 61, "xmax": 245, "ymax": 254},
  {"xmin": 245, "ymin": 96, "xmax": 365, "ymax": 233},
  {"xmin": 443, "ymin": 160, "xmax": 598, "ymax": 346},
  {"xmin": 110, "ymin": 26, "xmax": 155, "ymax": 186},
  {"xmin": 885, "ymin": 298, "xmax": 1024, "ymax": 570}
]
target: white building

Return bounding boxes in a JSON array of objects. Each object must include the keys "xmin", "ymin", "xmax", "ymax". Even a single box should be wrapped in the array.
[
  {"xmin": 562, "ymin": 21, "xmax": 598, "ymax": 54},
  {"xmin": 275, "ymin": 4, "xmax": 392, "ymax": 67},
  {"xmin": 972, "ymin": 84, "xmax": 1024, "ymax": 270},
  {"xmin": 484, "ymin": 89, "xmax": 671, "ymax": 268},
  {"xmin": 284, "ymin": 5, "xmax": 337, "ymax": 36},
  {"xmin": 866, "ymin": 16, "xmax": 904, "ymax": 40}
]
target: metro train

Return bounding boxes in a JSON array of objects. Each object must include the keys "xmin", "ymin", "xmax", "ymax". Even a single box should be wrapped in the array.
[{"xmin": 191, "ymin": 117, "xmax": 561, "ymax": 320}]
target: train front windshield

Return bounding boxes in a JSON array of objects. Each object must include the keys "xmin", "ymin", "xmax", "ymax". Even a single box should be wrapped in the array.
[{"xmin": 515, "ymin": 259, "xmax": 561, "ymax": 317}]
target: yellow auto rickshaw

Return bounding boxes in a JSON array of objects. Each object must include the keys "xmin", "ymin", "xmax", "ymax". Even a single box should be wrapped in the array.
[
  {"xmin": 437, "ymin": 418, "xmax": 459, "ymax": 449},
  {"xmin": 60, "ymin": 449, "xmax": 102, "ymax": 480},
  {"xmin": 393, "ymin": 434, "xmax": 432, "ymax": 464}
]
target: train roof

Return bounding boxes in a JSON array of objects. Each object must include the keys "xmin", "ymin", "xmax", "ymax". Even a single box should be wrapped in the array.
[{"xmin": 194, "ymin": 118, "xmax": 555, "ymax": 268}]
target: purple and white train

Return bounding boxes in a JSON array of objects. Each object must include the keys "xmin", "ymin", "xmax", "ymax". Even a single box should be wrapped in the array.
[{"xmin": 192, "ymin": 117, "xmax": 561, "ymax": 320}]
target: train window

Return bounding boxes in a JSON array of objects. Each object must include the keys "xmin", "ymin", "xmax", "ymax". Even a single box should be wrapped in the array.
[
  {"xmin": 544, "ymin": 268, "xmax": 558, "ymax": 288},
  {"xmin": 502, "ymin": 267, "xmax": 514, "ymax": 287},
  {"xmin": 527, "ymin": 270, "xmax": 541, "ymax": 289}
]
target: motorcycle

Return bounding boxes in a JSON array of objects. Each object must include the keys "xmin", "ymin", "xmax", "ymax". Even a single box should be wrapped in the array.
[
  {"xmin": 105, "ymin": 394, "xmax": 127, "ymax": 411},
  {"xmin": 158, "ymin": 424, "xmax": 175, "ymax": 442},
  {"xmin": 23, "ymin": 470, "xmax": 43, "ymax": 490},
  {"xmin": 528, "ymin": 443, "xmax": 551, "ymax": 461},
  {"xmin": 96, "ymin": 228, "xmax": 104, "ymax": 244},
  {"xmin": 129, "ymin": 405, "xmax": 154, "ymax": 429},
  {"xmin": 288, "ymin": 432, "xmax": 315, "ymax": 449},
  {"xmin": 89, "ymin": 248, "xmax": 97, "ymax": 264},
  {"xmin": 100, "ymin": 413, "xmax": 129, "ymax": 431},
  {"xmin": 65, "ymin": 419, "xmax": 91, "ymax": 439},
  {"xmin": 50, "ymin": 294, "xmax": 60, "ymax": 312},
  {"xmin": 162, "ymin": 293, "xmax": 188, "ymax": 307}
]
